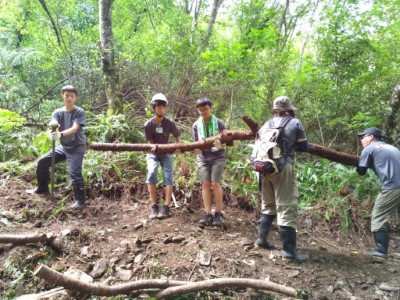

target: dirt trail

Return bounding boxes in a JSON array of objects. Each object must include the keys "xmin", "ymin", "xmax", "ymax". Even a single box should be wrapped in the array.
[{"xmin": 0, "ymin": 178, "xmax": 400, "ymax": 299}]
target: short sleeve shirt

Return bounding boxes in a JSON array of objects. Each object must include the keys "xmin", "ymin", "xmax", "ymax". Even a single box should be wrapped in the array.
[
  {"xmin": 52, "ymin": 106, "xmax": 86, "ymax": 150},
  {"xmin": 265, "ymin": 117, "xmax": 307, "ymax": 163},
  {"xmin": 192, "ymin": 118, "xmax": 226, "ymax": 163},
  {"xmin": 144, "ymin": 117, "xmax": 181, "ymax": 144},
  {"xmin": 358, "ymin": 141, "xmax": 400, "ymax": 189}
]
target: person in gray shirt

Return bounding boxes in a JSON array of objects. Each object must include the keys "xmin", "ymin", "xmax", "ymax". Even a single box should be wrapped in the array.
[
  {"xmin": 144, "ymin": 93, "xmax": 181, "ymax": 220},
  {"xmin": 30, "ymin": 85, "xmax": 87, "ymax": 209},
  {"xmin": 357, "ymin": 127, "xmax": 400, "ymax": 258}
]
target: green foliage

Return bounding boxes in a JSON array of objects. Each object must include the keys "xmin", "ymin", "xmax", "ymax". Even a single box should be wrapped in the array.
[
  {"xmin": 32, "ymin": 131, "xmax": 52, "ymax": 157},
  {"xmin": 297, "ymin": 159, "xmax": 381, "ymax": 231},
  {"xmin": 0, "ymin": 109, "xmax": 25, "ymax": 132},
  {"xmin": 86, "ymin": 110, "xmax": 144, "ymax": 143}
]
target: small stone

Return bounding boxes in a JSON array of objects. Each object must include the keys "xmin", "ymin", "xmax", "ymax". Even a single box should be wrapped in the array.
[
  {"xmin": 90, "ymin": 258, "xmax": 108, "ymax": 279},
  {"xmin": 198, "ymin": 250, "xmax": 211, "ymax": 266},
  {"xmin": 80, "ymin": 246, "xmax": 90, "ymax": 257},
  {"xmin": 114, "ymin": 268, "xmax": 133, "ymax": 281},
  {"xmin": 61, "ymin": 229, "xmax": 71, "ymax": 236},
  {"xmin": 288, "ymin": 270, "xmax": 300, "ymax": 278},
  {"xmin": 379, "ymin": 282, "xmax": 400, "ymax": 291},
  {"xmin": 134, "ymin": 223, "xmax": 144, "ymax": 230},
  {"xmin": 134, "ymin": 254, "xmax": 142, "ymax": 264}
]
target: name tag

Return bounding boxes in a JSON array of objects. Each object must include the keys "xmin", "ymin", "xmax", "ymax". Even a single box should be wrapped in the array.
[{"xmin": 156, "ymin": 126, "xmax": 163, "ymax": 134}]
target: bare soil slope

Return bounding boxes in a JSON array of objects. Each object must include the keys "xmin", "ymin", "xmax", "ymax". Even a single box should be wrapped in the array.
[{"xmin": 0, "ymin": 177, "xmax": 400, "ymax": 299}]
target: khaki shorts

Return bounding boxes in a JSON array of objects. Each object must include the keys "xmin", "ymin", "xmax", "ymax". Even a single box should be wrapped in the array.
[{"xmin": 198, "ymin": 159, "xmax": 225, "ymax": 183}]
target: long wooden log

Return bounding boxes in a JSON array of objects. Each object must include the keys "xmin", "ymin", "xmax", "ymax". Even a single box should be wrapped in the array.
[
  {"xmin": 88, "ymin": 130, "xmax": 255, "ymax": 155},
  {"xmin": 88, "ymin": 116, "xmax": 359, "ymax": 167},
  {"xmin": 242, "ymin": 116, "xmax": 359, "ymax": 167},
  {"xmin": 0, "ymin": 233, "xmax": 51, "ymax": 244}
]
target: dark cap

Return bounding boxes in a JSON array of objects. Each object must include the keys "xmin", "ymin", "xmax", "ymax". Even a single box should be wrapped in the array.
[{"xmin": 357, "ymin": 127, "xmax": 383, "ymax": 138}]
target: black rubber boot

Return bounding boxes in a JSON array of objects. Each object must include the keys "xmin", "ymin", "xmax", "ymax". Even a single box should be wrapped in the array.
[
  {"xmin": 34, "ymin": 172, "xmax": 50, "ymax": 194},
  {"xmin": 255, "ymin": 214, "xmax": 276, "ymax": 250},
  {"xmin": 280, "ymin": 226, "xmax": 309, "ymax": 262},
  {"xmin": 363, "ymin": 230, "xmax": 389, "ymax": 258},
  {"xmin": 70, "ymin": 183, "xmax": 86, "ymax": 209}
]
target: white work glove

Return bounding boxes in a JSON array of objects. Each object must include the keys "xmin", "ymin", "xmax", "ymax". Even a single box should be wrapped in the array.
[
  {"xmin": 193, "ymin": 149, "xmax": 202, "ymax": 155},
  {"xmin": 174, "ymin": 149, "xmax": 182, "ymax": 155},
  {"xmin": 48, "ymin": 131, "xmax": 62, "ymax": 141},
  {"xmin": 213, "ymin": 139, "xmax": 223, "ymax": 150},
  {"xmin": 49, "ymin": 120, "xmax": 59, "ymax": 129},
  {"xmin": 150, "ymin": 144, "xmax": 158, "ymax": 153}
]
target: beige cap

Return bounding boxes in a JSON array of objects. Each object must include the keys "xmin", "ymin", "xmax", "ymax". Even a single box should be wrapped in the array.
[{"xmin": 273, "ymin": 96, "xmax": 297, "ymax": 111}]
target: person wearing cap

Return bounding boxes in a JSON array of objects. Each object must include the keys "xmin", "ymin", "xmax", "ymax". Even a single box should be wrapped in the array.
[
  {"xmin": 356, "ymin": 127, "xmax": 400, "ymax": 258},
  {"xmin": 255, "ymin": 96, "xmax": 309, "ymax": 262},
  {"xmin": 144, "ymin": 93, "xmax": 181, "ymax": 220},
  {"xmin": 193, "ymin": 97, "xmax": 227, "ymax": 226}
]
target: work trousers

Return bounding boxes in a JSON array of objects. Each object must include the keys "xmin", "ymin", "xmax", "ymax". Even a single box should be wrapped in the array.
[
  {"xmin": 371, "ymin": 188, "xmax": 400, "ymax": 232},
  {"xmin": 36, "ymin": 145, "xmax": 85, "ymax": 186},
  {"xmin": 261, "ymin": 163, "xmax": 298, "ymax": 229}
]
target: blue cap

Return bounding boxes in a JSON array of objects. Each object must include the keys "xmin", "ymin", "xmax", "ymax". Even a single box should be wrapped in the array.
[{"xmin": 357, "ymin": 127, "xmax": 383, "ymax": 138}]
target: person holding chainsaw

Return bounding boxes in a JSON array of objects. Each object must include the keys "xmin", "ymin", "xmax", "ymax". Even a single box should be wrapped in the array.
[
  {"xmin": 144, "ymin": 93, "xmax": 181, "ymax": 220},
  {"xmin": 193, "ymin": 97, "xmax": 227, "ymax": 226},
  {"xmin": 31, "ymin": 85, "xmax": 87, "ymax": 209},
  {"xmin": 356, "ymin": 127, "xmax": 400, "ymax": 258},
  {"xmin": 253, "ymin": 96, "xmax": 309, "ymax": 262}
]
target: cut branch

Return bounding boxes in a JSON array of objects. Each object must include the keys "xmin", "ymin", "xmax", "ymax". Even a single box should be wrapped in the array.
[
  {"xmin": 154, "ymin": 278, "xmax": 306, "ymax": 299},
  {"xmin": 242, "ymin": 116, "xmax": 359, "ymax": 167},
  {"xmin": 0, "ymin": 233, "xmax": 52, "ymax": 245},
  {"xmin": 88, "ymin": 130, "xmax": 255, "ymax": 155},
  {"xmin": 33, "ymin": 264, "xmax": 186, "ymax": 296}
]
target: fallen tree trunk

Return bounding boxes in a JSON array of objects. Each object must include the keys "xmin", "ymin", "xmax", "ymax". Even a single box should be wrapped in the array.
[
  {"xmin": 88, "ymin": 130, "xmax": 254, "ymax": 155},
  {"xmin": 34, "ymin": 264, "xmax": 306, "ymax": 299},
  {"xmin": 0, "ymin": 233, "xmax": 52, "ymax": 245},
  {"xmin": 242, "ymin": 116, "xmax": 359, "ymax": 167},
  {"xmin": 88, "ymin": 116, "xmax": 359, "ymax": 167},
  {"xmin": 154, "ymin": 278, "xmax": 307, "ymax": 299}
]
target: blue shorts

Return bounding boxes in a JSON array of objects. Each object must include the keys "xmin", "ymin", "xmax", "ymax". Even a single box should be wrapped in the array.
[{"xmin": 146, "ymin": 154, "xmax": 174, "ymax": 186}]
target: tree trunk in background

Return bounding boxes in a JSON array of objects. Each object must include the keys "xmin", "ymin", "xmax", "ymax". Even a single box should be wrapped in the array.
[
  {"xmin": 204, "ymin": 0, "xmax": 224, "ymax": 47},
  {"xmin": 189, "ymin": 0, "xmax": 202, "ymax": 45},
  {"xmin": 383, "ymin": 82, "xmax": 400, "ymax": 147},
  {"xmin": 99, "ymin": 0, "xmax": 120, "ymax": 113}
]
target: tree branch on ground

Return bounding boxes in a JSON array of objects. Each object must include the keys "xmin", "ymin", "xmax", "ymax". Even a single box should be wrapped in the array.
[
  {"xmin": 154, "ymin": 278, "xmax": 307, "ymax": 299},
  {"xmin": 34, "ymin": 264, "xmax": 186, "ymax": 296},
  {"xmin": 33, "ymin": 265, "xmax": 308, "ymax": 299},
  {"xmin": 0, "ymin": 233, "xmax": 53, "ymax": 245}
]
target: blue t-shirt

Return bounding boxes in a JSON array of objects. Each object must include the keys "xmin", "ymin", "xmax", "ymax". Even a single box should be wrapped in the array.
[
  {"xmin": 52, "ymin": 106, "xmax": 86, "ymax": 150},
  {"xmin": 192, "ymin": 118, "xmax": 226, "ymax": 163},
  {"xmin": 358, "ymin": 141, "xmax": 400, "ymax": 190}
]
